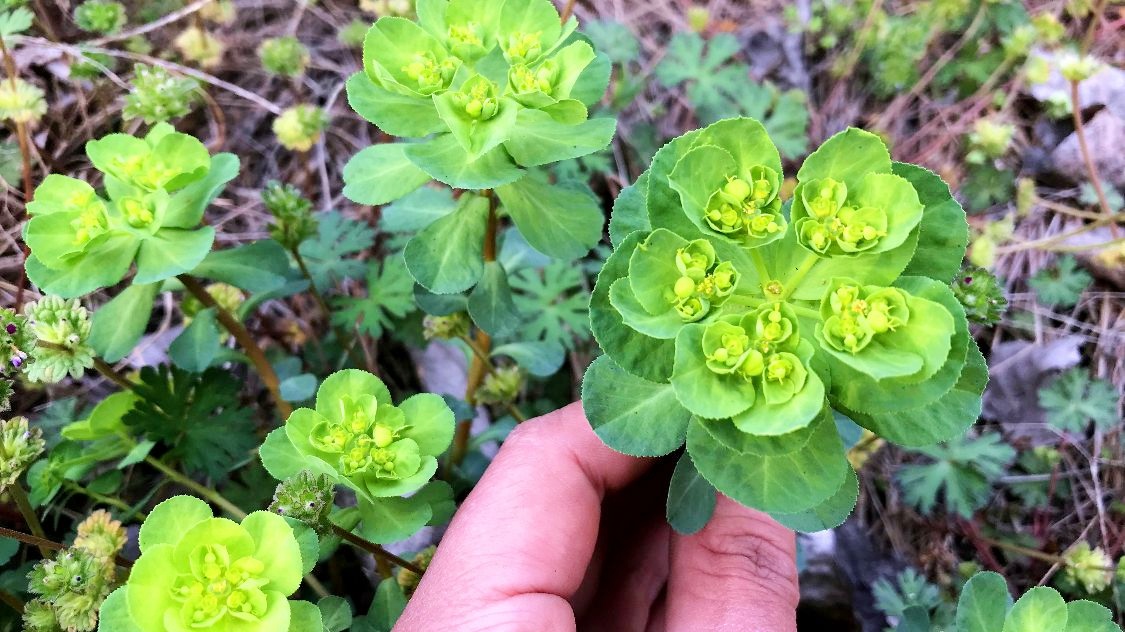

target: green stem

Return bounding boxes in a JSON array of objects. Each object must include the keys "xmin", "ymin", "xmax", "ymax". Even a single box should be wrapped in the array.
[
  {"xmin": 290, "ymin": 247, "xmax": 369, "ymax": 370},
  {"xmin": 144, "ymin": 456, "xmax": 247, "ymax": 519},
  {"xmin": 0, "ymin": 524, "xmax": 133, "ymax": 568},
  {"xmin": 329, "ymin": 524, "xmax": 425, "ymax": 575},
  {"xmin": 789, "ymin": 303, "xmax": 821, "ymax": 320},
  {"xmin": 8, "ymin": 485, "xmax": 49, "ymax": 557},
  {"xmin": 750, "ymin": 250, "xmax": 772, "ymax": 292},
  {"xmin": 63, "ymin": 481, "xmax": 147, "ymax": 521},
  {"xmin": 1069, "ymin": 79, "xmax": 1120, "ymax": 238},
  {"xmin": 178, "ymin": 274, "xmax": 292, "ymax": 418},
  {"xmin": 451, "ymin": 192, "xmax": 499, "ymax": 468},
  {"xmin": 0, "ymin": 588, "xmax": 22, "ymax": 614},
  {"xmin": 780, "ymin": 254, "xmax": 820, "ymax": 301}
]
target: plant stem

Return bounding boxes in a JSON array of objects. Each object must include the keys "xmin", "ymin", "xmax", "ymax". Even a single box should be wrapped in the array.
[
  {"xmin": 1069, "ymin": 79, "xmax": 1120, "ymax": 239},
  {"xmin": 8, "ymin": 485, "xmax": 49, "ymax": 557},
  {"xmin": 456, "ymin": 335, "xmax": 528, "ymax": 423},
  {"xmin": 0, "ymin": 524, "xmax": 62, "ymax": 555},
  {"xmin": 289, "ymin": 247, "xmax": 368, "ymax": 370},
  {"xmin": 750, "ymin": 249, "xmax": 772, "ymax": 293},
  {"xmin": 559, "ymin": 0, "xmax": 577, "ymax": 23},
  {"xmin": 451, "ymin": 194, "xmax": 500, "ymax": 468},
  {"xmin": 177, "ymin": 274, "xmax": 292, "ymax": 418},
  {"xmin": 0, "ymin": 589, "xmax": 22, "ymax": 614},
  {"xmin": 978, "ymin": 535, "xmax": 1115, "ymax": 572},
  {"xmin": 93, "ymin": 358, "xmax": 137, "ymax": 391},
  {"xmin": 0, "ymin": 34, "xmax": 34, "ymax": 311},
  {"xmin": 0, "ymin": 524, "xmax": 133, "ymax": 568},
  {"xmin": 780, "ymin": 254, "xmax": 819, "ymax": 301},
  {"xmin": 329, "ymin": 524, "xmax": 424, "ymax": 575},
  {"xmin": 143, "ymin": 456, "xmax": 248, "ymax": 519},
  {"xmin": 63, "ymin": 481, "xmax": 147, "ymax": 520}
]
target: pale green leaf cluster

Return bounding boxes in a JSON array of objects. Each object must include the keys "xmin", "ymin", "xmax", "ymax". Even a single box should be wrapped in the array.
[
  {"xmin": 343, "ymin": 0, "xmax": 616, "ymax": 192},
  {"xmin": 98, "ymin": 496, "xmax": 317, "ymax": 631},
  {"xmin": 584, "ymin": 117, "xmax": 978, "ymax": 531},
  {"xmin": 260, "ymin": 370, "xmax": 457, "ymax": 543},
  {"xmin": 122, "ymin": 64, "xmax": 201, "ymax": 124},
  {"xmin": 23, "ymin": 123, "xmax": 239, "ymax": 297}
]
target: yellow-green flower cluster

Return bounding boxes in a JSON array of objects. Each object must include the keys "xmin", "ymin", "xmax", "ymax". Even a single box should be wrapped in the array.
[
  {"xmin": 0, "ymin": 416, "xmax": 45, "ymax": 492},
  {"xmin": 0, "ymin": 77, "xmax": 47, "ymax": 125},
  {"xmin": 23, "ymin": 296, "xmax": 95, "ymax": 383},
  {"xmin": 1062, "ymin": 542, "xmax": 1113, "ymax": 595},
  {"xmin": 273, "ymin": 104, "xmax": 329, "ymax": 152},
  {"xmin": 259, "ymin": 36, "xmax": 310, "ymax": 78}
]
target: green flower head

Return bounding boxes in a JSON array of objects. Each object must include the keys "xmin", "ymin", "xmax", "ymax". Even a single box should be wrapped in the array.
[
  {"xmin": 0, "ymin": 77, "xmax": 47, "ymax": 125},
  {"xmin": 27, "ymin": 544, "xmax": 114, "ymax": 632},
  {"xmin": 105, "ymin": 496, "xmax": 311, "ymax": 631},
  {"xmin": 1062, "ymin": 542, "xmax": 1113, "ymax": 595},
  {"xmin": 258, "ymin": 36, "xmax": 310, "ymax": 78},
  {"xmin": 273, "ymin": 105, "xmax": 329, "ymax": 152},
  {"xmin": 612, "ymin": 229, "xmax": 741, "ymax": 337},
  {"xmin": 283, "ymin": 370, "xmax": 455, "ymax": 499},
  {"xmin": 24, "ymin": 296, "xmax": 95, "ymax": 383},
  {"xmin": 345, "ymin": 0, "xmax": 613, "ymax": 191},
  {"xmin": 73, "ymin": 0, "xmax": 127, "ymax": 34},
  {"xmin": 0, "ymin": 416, "xmax": 45, "ymax": 492},
  {"xmin": 585, "ymin": 119, "xmax": 977, "ymax": 530},
  {"xmin": 123, "ymin": 64, "xmax": 201, "ymax": 124},
  {"xmin": 24, "ymin": 124, "xmax": 238, "ymax": 297},
  {"xmin": 269, "ymin": 471, "xmax": 336, "ymax": 533}
]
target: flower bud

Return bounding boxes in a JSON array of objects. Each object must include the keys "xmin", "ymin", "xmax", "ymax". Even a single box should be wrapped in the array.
[
  {"xmin": 23, "ymin": 296, "xmax": 95, "ymax": 383},
  {"xmin": 173, "ymin": 26, "xmax": 224, "ymax": 69},
  {"xmin": 1059, "ymin": 52, "xmax": 1101, "ymax": 82},
  {"xmin": 720, "ymin": 177, "xmax": 751, "ymax": 205},
  {"xmin": 262, "ymin": 180, "xmax": 318, "ymax": 249},
  {"xmin": 123, "ymin": 64, "xmax": 201, "ymax": 125},
  {"xmin": 476, "ymin": 366, "xmax": 524, "ymax": 405},
  {"xmin": 397, "ymin": 545, "xmax": 435, "ymax": 597},
  {"xmin": 0, "ymin": 416, "xmax": 45, "ymax": 492},
  {"xmin": 1062, "ymin": 542, "xmax": 1113, "ymax": 594},
  {"xmin": 259, "ymin": 36, "xmax": 310, "ymax": 78},
  {"xmin": 269, "ymin": 470, "xmax": 336, "ymax": 533},
  {"xmin": 423, "ymin": 313, "xmax": 470, "ymax": 340},
  {"xmin": 951, "ymin": 265, "xmax": 1007, "ymax": 325},
  {"xmin": 75, "ymin": 510, "xmax": 128, "ymax": 563},
  {"xmin": 273, "ymin": 104, "xmax": 329, "ymax": 152},
  {"xmin": 0, "ymin": 78, "xmax": 47, "ymax": 125}
]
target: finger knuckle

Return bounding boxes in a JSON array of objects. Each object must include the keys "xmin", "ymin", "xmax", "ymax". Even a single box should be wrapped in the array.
[{"xmin": 691, "ymin": 518, "xmax": 799, "ymax": 604}]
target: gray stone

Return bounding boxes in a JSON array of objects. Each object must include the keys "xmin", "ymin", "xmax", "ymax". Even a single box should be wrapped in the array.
[{"xmin": 1049, "ymin": 110, "xmax": 1125, "ymax": 187}]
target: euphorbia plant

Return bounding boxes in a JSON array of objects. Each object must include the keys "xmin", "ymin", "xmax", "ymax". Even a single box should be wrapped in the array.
[
  {"xmin": 98, "ymin": 495, "xmax": 321, "ymax": 631},
  {"xmin": 22, "ymin": 123, "xmax": 238, "ymax": 298},
  {"xmin": 260, "ymin": 369, "xmax": 457, "ymax": 543},
  {"xmin": 583, "ymin": 117, "xmax": 977, "ymax": 532},
  {"xmin": 343, "ymin": 0, "xmax": 618, "ymax": 467}
]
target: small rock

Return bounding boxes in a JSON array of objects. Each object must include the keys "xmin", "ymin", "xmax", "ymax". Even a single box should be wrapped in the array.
[
  {"xmin": 1049, "ymin": 110, "xmax": 1125, "ymax": 187},
  {"xmin": 1027, "ymin": 50, "xmax": 1125, "ymax": 118}
]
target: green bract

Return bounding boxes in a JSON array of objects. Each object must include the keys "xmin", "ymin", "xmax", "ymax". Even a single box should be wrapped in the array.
[
  {"xmin": 261, "ymin": 369, "xmax": 457, "ymax": 543},
  {"xmin": 584, "ymin": 118, "xmax": 976, "ymax": 532},
  {"xmin": 23, "ymin": 123, "xmax": 239, "ymax": 298},
  {"xmin": 344, "ymin": 0, "xmax": 615, "ymax": 192},
  {"xmin": 282, "ymin": 370, "xmax": 453, "ymax": 497},
  {"xmin": 99, "ymin": 495, "xmax": 314, "ymax": 631}
]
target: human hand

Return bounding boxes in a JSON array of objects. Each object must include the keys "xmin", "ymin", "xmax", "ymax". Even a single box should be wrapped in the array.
[{"xmin": 395, "ymin": 402, "xmax": 800, "ymax": 632}]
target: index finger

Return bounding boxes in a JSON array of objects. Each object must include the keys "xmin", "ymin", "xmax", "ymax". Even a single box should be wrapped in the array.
[{"xmin": 396, "ymin": 402, "xmax": 652, "ymax": 631}]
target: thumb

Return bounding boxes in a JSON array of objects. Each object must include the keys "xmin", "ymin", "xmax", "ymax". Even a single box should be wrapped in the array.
[{"xmin": 664, "ymin": 495, "xmax": 799, "ymax": 632}]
